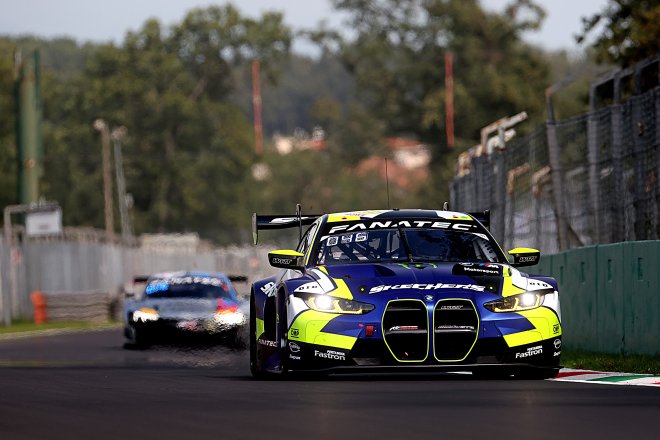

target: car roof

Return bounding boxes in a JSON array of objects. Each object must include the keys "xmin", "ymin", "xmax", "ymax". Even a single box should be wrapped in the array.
[
  {"xmin": 323, "ymin": 209, "xmax": 475, "ymax": 222},
  {"xmin": 149, "ymin": 271, "xmax": 226, "ymax": 280}
]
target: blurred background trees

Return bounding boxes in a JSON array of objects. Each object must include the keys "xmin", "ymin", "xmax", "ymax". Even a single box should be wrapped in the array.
[{"xmin": 0, "ymin": 0, "xmax": 655, "ymax": 244}]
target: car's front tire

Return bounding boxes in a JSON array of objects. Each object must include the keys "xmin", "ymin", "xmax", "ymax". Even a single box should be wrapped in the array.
[{"xmin": 250, "ymin": 293, "xmax": 268, "ymax": 379}]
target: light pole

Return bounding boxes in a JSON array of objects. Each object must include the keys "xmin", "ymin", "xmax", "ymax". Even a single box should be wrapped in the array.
[
  {"xmin": 111, "ymin": 126, "xmax": 133, "ymax": 240},
  {"xmin": 94, "ymin": 119, "xmax": 114, "ymax": 240}
]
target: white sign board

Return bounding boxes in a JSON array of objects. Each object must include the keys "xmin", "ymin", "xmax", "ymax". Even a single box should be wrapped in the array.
[{"xmin": 26, "ymin": 209, "xmax": 63, "ymax": 236}]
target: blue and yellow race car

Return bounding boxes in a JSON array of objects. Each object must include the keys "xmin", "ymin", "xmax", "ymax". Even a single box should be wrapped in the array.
[{"xmin": 250, "ymin": 208, "xmax": 562, "ymax": 378}]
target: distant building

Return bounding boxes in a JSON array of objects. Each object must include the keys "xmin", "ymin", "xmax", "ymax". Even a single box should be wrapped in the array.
[
  {"xmin": 356, "ymin": 137, "xmax": 431, "ymax": 190},
  {"xmin": 273, "ymin": 126, "xmax": 327, "ymax": 154}
]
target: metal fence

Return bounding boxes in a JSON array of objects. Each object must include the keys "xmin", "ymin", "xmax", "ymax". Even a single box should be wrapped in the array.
[
  {"xmin": 0, "ymin": 233, "xmax": 279, "ymax": 321},
  {"xmin": 451, "ymin": 57, "xmax": 660, "ymax": 252}
]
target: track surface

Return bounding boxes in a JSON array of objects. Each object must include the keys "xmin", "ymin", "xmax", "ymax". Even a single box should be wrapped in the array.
[{"xmin": 0, "ymin": 330, "xmax": 657, "ymax": 440}]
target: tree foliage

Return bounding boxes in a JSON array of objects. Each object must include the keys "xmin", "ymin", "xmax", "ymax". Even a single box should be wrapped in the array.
[
  {"xmin": 577, "ymin": 0, "xmax": 660, "ymax": 67},
  {"xmin": 0, "ymin": 1, "xmax": 620, "ymax": 244}
]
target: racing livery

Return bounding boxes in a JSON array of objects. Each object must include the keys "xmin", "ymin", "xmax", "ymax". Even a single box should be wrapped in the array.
[
  {"xmin": 123, "ymin": 271, "xmax": 248, "ymax": 348},
  {"xmin": 250, "ymin": 208, "xmax": 562, "ymax": 378}
]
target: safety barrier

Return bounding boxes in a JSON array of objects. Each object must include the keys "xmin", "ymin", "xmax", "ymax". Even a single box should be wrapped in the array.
[{"xmin": 535, "ymin": 240, "xmax": 659, "ymax": 355}]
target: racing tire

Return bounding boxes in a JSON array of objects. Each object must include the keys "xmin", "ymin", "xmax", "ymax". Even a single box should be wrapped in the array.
[
  {"xmin": 249, "ymin": 293, "xmax": 268, "ymax": 379},
  {"xmin": 123, "ymin": 325, "xmax": 151, "ymax": 350}
]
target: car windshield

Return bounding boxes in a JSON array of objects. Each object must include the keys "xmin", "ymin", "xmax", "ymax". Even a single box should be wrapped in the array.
[
  {"xmin": 314, "ymin": 227, "xmax": 501, "ymax": 265},
  {"xmin": 144, "ymin": 276, "xmax": 236, "ymax": 299}
]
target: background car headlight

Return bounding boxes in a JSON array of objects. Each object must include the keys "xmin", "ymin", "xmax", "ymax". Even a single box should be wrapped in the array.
[
  {"xmin": 295, "ymin": 293, "xmax": 374, "ymax": 315},
  {"xmin": 132, "ymin": 307, "xmax": 159, "ymax": 322},
  {"xmin": 484, "ymin": 289, "xmax": 553, "ymax": 313}
]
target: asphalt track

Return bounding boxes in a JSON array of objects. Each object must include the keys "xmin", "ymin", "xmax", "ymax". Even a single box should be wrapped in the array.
[{"xmin": 0, "ymin": 330, "xmax": 657, "ymax": 440}]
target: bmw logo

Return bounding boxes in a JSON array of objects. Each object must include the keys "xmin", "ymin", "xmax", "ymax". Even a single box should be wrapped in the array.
[{"xmin": 424, "ymin": 295, "xmax": 434, "ymax": 302}]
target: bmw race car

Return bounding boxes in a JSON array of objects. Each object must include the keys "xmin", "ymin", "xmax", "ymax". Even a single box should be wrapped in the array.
[
  {"xmin": 123, "ymin": 271, "xmax": 248, "ymax": 348},
  {"xmin": 249, "ymin": 208, "xmax": 562, "ymax": 378}
]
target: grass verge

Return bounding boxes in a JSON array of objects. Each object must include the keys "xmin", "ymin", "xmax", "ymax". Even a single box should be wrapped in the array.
[
  {"xmin": 0, "ymin": 320, "xmax": 120, "ymax": 335},
  {"xmin": 562, "ymin": 350, "xmax": 660, "ymax": 375}
]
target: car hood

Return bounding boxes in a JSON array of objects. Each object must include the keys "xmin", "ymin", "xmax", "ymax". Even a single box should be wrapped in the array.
[
  {"xmin": 134, "ymin": 299, "xmax": 219, "ymax": 320},
  {"xmin": 292, "ymin": 262, "xmax": 551, "ymax": 300}
]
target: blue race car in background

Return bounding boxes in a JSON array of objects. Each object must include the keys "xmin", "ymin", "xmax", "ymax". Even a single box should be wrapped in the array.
[
  {"xmin": 123, "ymin": 271, "xmax": 248, "ymax": 348},
  {"xmin": 249, "ymin": 208, "xmax": 562, "ymax": 379}
]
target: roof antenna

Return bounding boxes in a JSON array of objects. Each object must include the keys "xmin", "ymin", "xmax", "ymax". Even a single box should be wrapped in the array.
[
  {"xmin": 385, "ymin": 157, "xmax": 391, "ymax": 209},
  {"xmin": 443, "ymin": 201, "xmax": 449, "ymax": 210},
  {"xmin": 296, "ymin": 203, "xmax": 302, "ymax": 241}
]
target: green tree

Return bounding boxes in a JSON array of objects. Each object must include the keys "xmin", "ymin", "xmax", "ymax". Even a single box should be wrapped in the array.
[
  {"xmin": 577, "ymin": 0, "xmax": 660, "ymax": 67},
  {"xmin": 0, "ymin": 39, "xmax": 17, "ymax": 208}
]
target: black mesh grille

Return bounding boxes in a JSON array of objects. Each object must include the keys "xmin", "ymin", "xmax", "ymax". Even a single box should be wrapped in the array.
[
  {"xmin": 434, "ymin": 300, "xmax": 479, "ymax": 361},
  {"xmin": 382, "ymin": 300, "xmax": 428, "ymax": 362}
]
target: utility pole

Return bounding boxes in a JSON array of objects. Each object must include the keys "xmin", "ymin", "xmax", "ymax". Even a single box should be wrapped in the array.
[
  {"xmin": 94, "ymin": 119, "xmax": 114, "ymax": 239},
  {"xmin": 444, "ymin": 52, "xmax": 454, "ymax": 148},
  {"xmin": 15, "ymin": 50, "xmax": 43, "ymax": 205},
  {"xmin": 251, "ymin": 59, "xmax": 264, "ymax": 155},
  {"xmin": 111, "ymin": 126, "xmax": 132, "ymax": 240}
]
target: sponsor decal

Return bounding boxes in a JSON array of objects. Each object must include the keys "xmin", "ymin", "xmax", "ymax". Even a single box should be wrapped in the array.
[
  {"xmin": 439, "ymin": 304, "xmax": 465, "ymax": 310},
  {"xmin": 328, "ymin": 220, "xmax": 475, "ymax": 234},
  {"xmin": 454, "ymin": 264, "xmax": 501, "ymax": 276},
  {"xmin": 553, "ymin": 351, "xmax": 561, "ymax": 357},
  {"xmin": 289, "ymin": 355, "xmax": 301, "ymax": 360},
  {"xmin": 553, "ymin": 324, "xmax": 560, "ymax": 334},
  {"xmin": 436, "ymin": 325, "xmax": 475, "ymax": 331},
  {"xmin": 314, "ymin": 349, "xmax": 346, "ymax": 361},
  {"xmin": 260, "ymin": 281, "xmax": 276, "ymax": 296},
  {"xmin": 389, "ymin": 325, "xmax": 419, "ymax": 332},
  {"xmin": 290, "ymin": 328, "xmax": 300, "ymax": 338},
  {"xmin": 553, "ymin": 339, "xmax": 561, "ymax": 349},
  {"xmin": 515, "ymin": 345, "xmax": 543, "ymax": 359},
  {"xmin": 258, "ymin": 338, "xmax": 277, "ymax": 347},
  {"xmin": 369, "ymin": 283, "xmax": 485, "ymax": 293},
  {"xmin": 517, "ymin": 256, "xmax": 538, "ymax": 263},
  {"xmin": 271, "ymin": 257, "xmax": 294, "ymax": 265},
  {"xmin": 289, "ymin": 342, "xmax": 301, "ymax": 353}
]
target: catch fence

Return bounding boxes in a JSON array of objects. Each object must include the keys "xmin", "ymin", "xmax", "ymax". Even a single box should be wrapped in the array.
[{"xmin": 451, "ymin": 57, "xmax": 659, "ymax": 252}]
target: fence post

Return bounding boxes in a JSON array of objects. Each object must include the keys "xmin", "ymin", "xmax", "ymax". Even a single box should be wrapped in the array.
[{"xmin": 587, "ymin": 86, "xmax": 601, "ymax": 243}]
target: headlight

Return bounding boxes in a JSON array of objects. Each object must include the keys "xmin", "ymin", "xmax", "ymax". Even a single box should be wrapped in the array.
[
  {"xmin": 295, "ymin": 293, "xmax": 375, "ymax": 315},
  {"xmin": 132, "ymin": 307, "xmax": 159, "ymax": 322},
  {"xmin": 484, "ymin": 289, "xmax": 553, "ymax": 313}
]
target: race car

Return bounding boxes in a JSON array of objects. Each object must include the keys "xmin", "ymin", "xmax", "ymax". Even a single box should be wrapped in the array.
[
  {"xmin": 249, "ymin": 208, "xmax": 562, "ymax": 378},
  {"xmin": 123, "ymin": 271, "xmax": 248, "ymax": 348}
]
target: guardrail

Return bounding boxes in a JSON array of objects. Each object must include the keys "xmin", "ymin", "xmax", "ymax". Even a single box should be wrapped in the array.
[{"xmin": 535, "ymin": 240, "xmax": 659, "ymax": 355}]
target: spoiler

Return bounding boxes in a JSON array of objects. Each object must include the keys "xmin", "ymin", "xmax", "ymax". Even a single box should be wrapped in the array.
[
  {"xmin": 228, "ymin": 275, "xmax": 248, "ymax": 283},
  {"xmin": 468, "ymin": 210, "xmax": 490, "ymax": 229},
  {"xmin": 253, "ymin": 204, "xmax": 321, "ymax": 245}
]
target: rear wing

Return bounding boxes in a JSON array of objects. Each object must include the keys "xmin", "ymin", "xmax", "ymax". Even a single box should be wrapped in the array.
[
  {"xmin": 253, "ymin": 204, "xmax": 321, "ymax": 245},
  {"xmin": 468, "ymin": 210, "xmax": 490, "ymax": 229}
]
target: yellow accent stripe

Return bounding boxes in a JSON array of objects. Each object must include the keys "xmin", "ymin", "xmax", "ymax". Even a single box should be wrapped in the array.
[
  {"xmin": 256, "ymin": 318, "xmax": 265, "ymax": 339},
  {"xmin": 316, "ymin": 267, "xmax": 353, "ymax": 299},
  {"xmin": 503, "ymin": 307, "xmax": 561, "ymax": 347},
  {"xmin": 327, "ymin": 214, "xmax": 362, "ymax": 222},
  {"xmin": 501, "ymin": 270, "xmax": 526, "ymax": 297},
  {"xmin": 290, "ymin": 310, "xmax": 357, "ymax": 350}
]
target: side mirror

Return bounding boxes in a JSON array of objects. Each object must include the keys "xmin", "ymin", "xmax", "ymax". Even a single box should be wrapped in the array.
[
  {"xmin": 268, "ymin": 250, "xmax": 305, "ymax": 270},
  {"xmin": 508, "ymin": 247, "xmax": 540, "ymax": 267}
]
